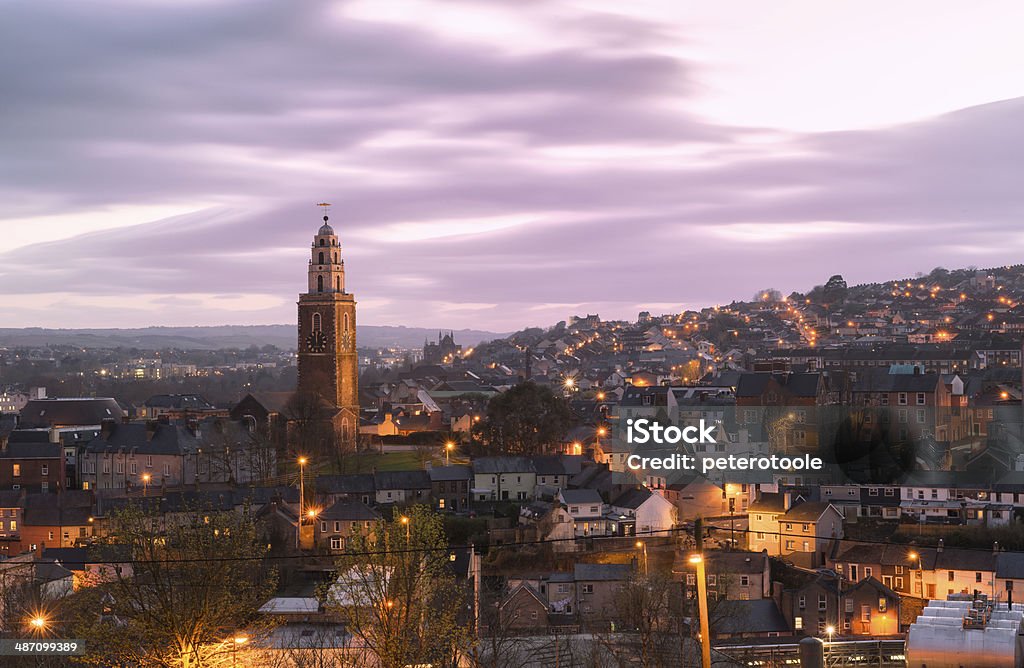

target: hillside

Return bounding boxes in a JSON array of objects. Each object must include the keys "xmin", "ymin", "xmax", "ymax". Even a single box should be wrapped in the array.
[{"xmin": 0, "ymin": 325, "xmax": 508, "ymax": 351}]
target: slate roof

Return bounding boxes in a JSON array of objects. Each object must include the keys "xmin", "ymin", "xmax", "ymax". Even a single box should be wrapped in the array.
[
  {"xmin": 736, "ymin": 373, "xmax": 821, "ymax": 399},
  {"xmin": 559, "ymin": 489, "xmax": 603, "ymax": 506},
  {"xmin": 42, "ymin": 545, "xmax": 132, "ymax": 570},
  {"xmin": 748, "ymin": 492, "xmax": 789, "ymax": 514},
  {"xmin": 852, "ymin": 371, "xmax": 940, "ymax": 393},
  {"xmin": 0, "ymin": 442, "xmax": 62, "ymax": 459},
  {"xmin": 996, "ymin": 552, "xmax": 1024, "ymax": 579},
  {"xmin": 319, "ymin": 500, "xmax": 381, "ymax": 522},
  {"xmin": 374, "ymin": 470, "xmax": 431, "ymax": 490},
  {"xmin": 20, "ymin": 398, "xmax": 123, "ymax": 428},
  {"xmin": 428, "ymin": 465, "xmax": 473, "ymax": 482},
  {"xmin": 84, "ymin": 422, "xmax": 200, "ymax": 456},
  {"xmin": 573, "ymin": 562, "xmax": 631, "ymax": 581},
  {"xmin": 472, "ymin": 457, "xmax": 536, "ymax": 475},
  {"xmin": 712, "ymin": 599, "xmax": 790, "ymax": 635},
  {"xmin": 610, "ymin": 487, "xmax": 653, "ymax": 510},
  {"xmin": 24, "ymin": 505, "xmax": 93, "ymax": 527},
  {"xmin": 532, "ymin": 455, "xmax": 584, "ymax": 477},
  {"xmin": 935, "ymin": 547, "xmax": 997, "ymax": 572},
  {"xmin": 783, "ymin": 502, "xmax": 839, "ymax": 522},
  {"xmin": 0, "ymin": 490, "xmax": 23, "ymax": 507},
  {"xmin": 316, "ymin": 474, "xmax": 375, "ymax": 496},
  {"xmin": 144, "ymin": 394, "xmax": 215, "ymax": 410}
]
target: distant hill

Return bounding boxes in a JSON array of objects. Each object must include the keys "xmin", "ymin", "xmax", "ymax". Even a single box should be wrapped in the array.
[{"xmin": 0, "ymin": 325, "xmax": 508, "ymax": 351}]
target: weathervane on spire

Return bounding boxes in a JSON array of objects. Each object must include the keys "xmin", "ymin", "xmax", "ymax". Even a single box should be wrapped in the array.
[{"xmin": 317, "ymin": 202, "xmax": 332, "ymax": 222}]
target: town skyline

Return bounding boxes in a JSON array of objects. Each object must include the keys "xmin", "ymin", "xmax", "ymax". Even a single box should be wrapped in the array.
[{"xmin": 5, "ymin": 1, "xmax": 1024, "ymax": 330}]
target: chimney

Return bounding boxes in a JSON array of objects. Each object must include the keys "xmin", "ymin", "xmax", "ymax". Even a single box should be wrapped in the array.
[
  {"xmin": 101, "ymin": 418, "xmax": 116, "ymax": 438},
  {"xmin": 784, "ymin": 491, "xmax": 793, "ymax": 511},
  {"xmin": 937, "ymin": 538, "xmax": 944, "ymax": 553}
]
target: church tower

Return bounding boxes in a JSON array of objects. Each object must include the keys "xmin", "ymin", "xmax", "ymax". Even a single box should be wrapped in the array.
[{"xmin": 296, "ymin": 209, "xmax": 359, "ymax": 445}]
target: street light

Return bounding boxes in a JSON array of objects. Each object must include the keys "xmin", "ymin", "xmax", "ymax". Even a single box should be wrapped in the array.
[
  {"xmin": 141, "ymin": 472, "xmax": 151, "ymax": 497},
  {"xmin": 29, "ymin": 616, "xmax": 46, "ymax": 632},
  {"xmin": 231, "ymin": 634, "xmax": 248, "ymax": 668},
  {"xmin": 689, "ymin": 554, "xmax": 712, "ymax": 668},
  {"xmin": 825, "ymin": 624, "xmax": 835, "ymax": 663},
  {"xmin": 445, "ymin": 441, "xmax": 455, "ymax": 465},
  {"xmin": 400, "ymin": 515, "xmax": 410, "ymax": 543},
  {"xmin": 297, "ymin": 456, "xmax": 308, "ymax": 549},
  {"xmin": 635, "ymin": 540, "xmax": 648, "ymax": 576}
]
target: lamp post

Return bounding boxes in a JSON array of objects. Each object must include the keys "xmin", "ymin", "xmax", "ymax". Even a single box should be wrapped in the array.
[
  {"xmin": 297, "ymin": 456, "xmax": 308, "ymax": 549},
  {"xmin": 231, "ymin": 635, "xmax": 248, "ymax": 668},
  {"xmin": 400, "ymin": 515, "xmax": 410, "ymax": 544},
  {"xmin": 825, "ymin": 624, "xmax": 835, "ymax": 664},
  {"xmin": 445, "ymin": 441, "xmax": 454, "ymax": 466},
  {"xmin": 689, "ymin": 554, "xmax": 712, "ymax": 668},
  {"xmin": 141, "ymin": 472, "xmax": 151, "ymax": 497},
  {"xmin": 635, "ymin": 540, "xmax": 648, "ymax": 576}
]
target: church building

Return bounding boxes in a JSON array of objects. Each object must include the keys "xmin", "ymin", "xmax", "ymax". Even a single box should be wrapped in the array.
[{"xmin": 295, "ymin": 211, "xmax": 359, "ymax": 447}]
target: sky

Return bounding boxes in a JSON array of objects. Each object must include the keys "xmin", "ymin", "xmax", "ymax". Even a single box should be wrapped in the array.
[{"xmin": 3, "ymin": 0, "xmax": 1024, "ymax": 332}]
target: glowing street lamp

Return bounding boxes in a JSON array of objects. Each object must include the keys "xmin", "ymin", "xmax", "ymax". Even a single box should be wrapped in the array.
[
  {"xmin": 231, "ymin": 634, "xmax": 248, "ymax": 668},
  {"xmin": 29, "ymin": 616, "xmax": 46, "ymax": 630},
  {"xmin": 141, "ymin": 472, "xmax": 151, "ymax": 497},
  {"xmin": 445, "ymin": 441, "xmax": 455, "ymax": 465},
  {"xmin": 635, "ymin": 540, "xmax": 648, "ymax": 576},
  {"xmin": 297, "ymin": 456, "xmax": 309, "ymax": 548},
  {"xmin": 400, "ymin": 515, "xmax": 410, "ymax": 543},
  {"xmin": 689, "ymin": 554, "xmax": 712, "ymax": 668}
]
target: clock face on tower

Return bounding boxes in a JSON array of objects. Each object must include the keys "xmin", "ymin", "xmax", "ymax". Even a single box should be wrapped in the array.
[
  {"xmin": 341, "ymin": 330, "xmax": 352, "ymax": 351},
  {"xmin": 306, "ymin": 330, "xmax": 329, "ymax": 352}
]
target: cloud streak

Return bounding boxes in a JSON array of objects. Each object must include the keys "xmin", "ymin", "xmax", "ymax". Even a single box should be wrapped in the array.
[{"xmin": 3, "ymin": 1, "xmax": 1024, "ymax": 330}]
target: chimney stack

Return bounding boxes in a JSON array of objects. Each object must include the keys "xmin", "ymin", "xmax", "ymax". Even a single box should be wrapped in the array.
[{"xmin": 784, "ymin": 491, "xmax": 793, "ymax": 511}]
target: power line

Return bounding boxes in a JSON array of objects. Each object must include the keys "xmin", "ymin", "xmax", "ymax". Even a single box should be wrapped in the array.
[{"xmin": 35, "ymin": 517, "xmax": 1022, "ymax": 567}]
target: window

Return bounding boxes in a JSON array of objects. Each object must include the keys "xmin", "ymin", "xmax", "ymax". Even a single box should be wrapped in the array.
[
  {"xmin": 885, "ymin": 488, "xmax": 895, "ymax": 497},
  {"xmin": 146, "ymin": 455, "xmax": 153, "ymax": 467},
  {"xmin": 41, "ymin": 482, "xmax": 48, "ymax": 491},
  {"xmin": 740, "ymin": 576, "xmax": 750, "ymax": 586},
  {"xmin": 130, "ymin": 462, "xmax": 137, "ymax": 475},
  {"xmin": 895, "ymin": 566, "xmax": 904, "ymax": 575},
  {"xmin": 41, "ymin": 465, "xmax": 48, "ymax": 476},
  {"xmin": 582, "ymin": 584, "xmax": 594, "ymax": 594},
  {"xmin": 861, "ymin": 605, "xmax": 871, "ymax": 622},
  {"xmin": 868, "ymin": 488, "xmax": 879, "ymax": 496},
  {"xmin": 786, "ymin": 540, "xmax": 795, "ymax": 550},
  {"xmin": 686, "ymin": 574, "xmax": 696, "ymax": 586},
  {"xmin": 334, "ymin": 521, "xmax": 341, "ymax": 532},
  {"xmin": 116, "ymin": 462, "xmax": 124, "ymax": 474},
  {"xmin": 802, "ymin": 523, "xmax": 810, "ymax": 533},
  {"xmin": 896, "ymin": 577, "xmax": 904, "ymax": 589},
  {"xmin": 865, "ymin": 567, "xmax": 873, "ymax": 578},
  {"xmin": 330, "ymin": 536, "xmax": 343, "ymax": 550},
  {"xmin": 976, "ymin": 572, "xmax": 983, "ymax": 583},
  {"xmin": 898, "ymin": 409, "xmax": 908, "ymax": 423},
  {"xmin": 9, "ymin": 521, "xmax": 15, "ymax": 531},
  {"xmin": 557, "ymin": 584, "xmax": 569, "ymax": 594},
  {"xmin": 949, "ymin": 571, "xmax": 955, "ymax": 582},
  {"xmin": 795, "ymin": 616, "xmax": 803, "ymax": 630},
  {"xmin": 818, "ymin": 594, "xmax": 827, "ymax": 611},
  {"xmin": 708, "ymin": 575, "xmax": 717, "ymax": 586},
  {"xmin": 917, "ymin": 392, "xmax": 926, "ymax": 405},
  {"xmin": 320, "ymin": 522, "xmax": 327, "ymax": 532},
  {"xmin": 798, "ymin": 595, "xmax": 806, "ymax": 609},
  {"xmin": 917, "ymin": 409, "xmax": 926, "ymax": 424},
  {"xmin": 12, "ymin": 464, "xmax": 20, "ymax": 477},
  {"xmin": 163, "ymin": 464, "xmax": 170, "ymax": 476},
  {"xmin": 898, "ymin": 392, "xmax": 908, "ymax": 405},
  {"xmin": 878, "ymin": 598, "xmax": 887, "ymax": 613},
  {"xmin": 312, "ymin": 313, "xmax": 322, "ymax": 332}
]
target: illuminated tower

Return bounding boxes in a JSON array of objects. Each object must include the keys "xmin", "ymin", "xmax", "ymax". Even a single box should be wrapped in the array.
[{"xmin": 295, "ymin": 206, "xmax": 358, "ymax": 445}]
